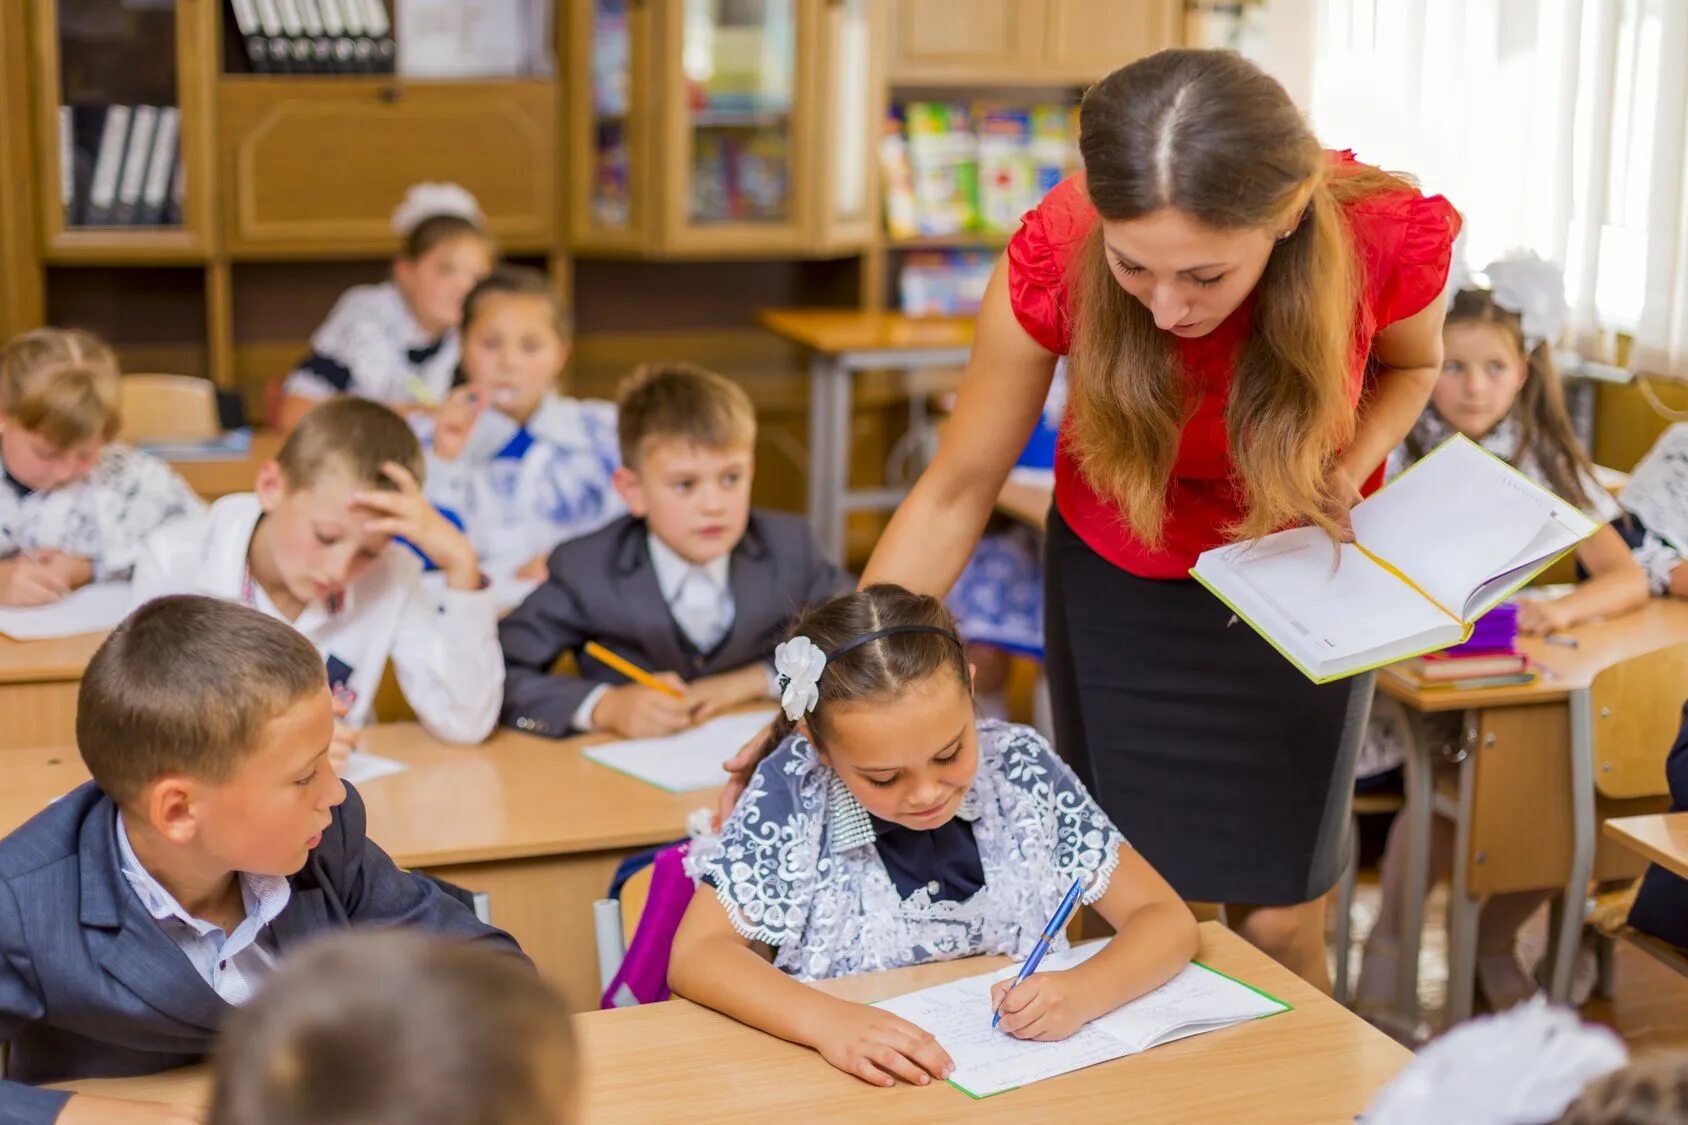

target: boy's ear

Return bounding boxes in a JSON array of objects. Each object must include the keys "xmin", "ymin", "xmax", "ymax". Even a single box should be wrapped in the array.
[
  {"xmin": 142, "ymin": 775, "xmax": 201, "ymax": 846},
  {"xmin": 611, "ymin": 465, "xmax": 647, "ymax": 517},
  {"xmin": 253, "ymin": 460, "xmax": 289, "ymax": 511}
]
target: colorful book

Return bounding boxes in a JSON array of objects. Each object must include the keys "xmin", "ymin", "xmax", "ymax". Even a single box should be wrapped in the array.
[
  {"xmin": 1191, "ymin": 435, "xmax": 1601, "ymax": 683},
  {"xmin": 904, "ymin": 101, "xmax": 977, "ymax": 236},
  {"xmin": 1401, "ymin": 650, "xmax": 1529, "ymax": 681}
]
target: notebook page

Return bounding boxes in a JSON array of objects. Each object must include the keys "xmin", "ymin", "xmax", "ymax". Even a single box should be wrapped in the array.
[
  {"xmin": 1213, "ymin": 530, "xmax": 1449, "ymax": 662},
  {"xmin": 582, "ymin": 709, "xmax": 779, "ymax": 793},
  {"xmin": 876, "ymin": 944, "xmax": 1288, "ymax": 1099},
  {"xmin": 339, "ymin": 750, "xmax": 408, "ymax": 786},
  {"xmin": 0, "ymin": 582, "xmax": 133, "ymax": 640},
  {"xmin": 1353, "ymin": 437, "xmax": 1590, "ymax": 617}
]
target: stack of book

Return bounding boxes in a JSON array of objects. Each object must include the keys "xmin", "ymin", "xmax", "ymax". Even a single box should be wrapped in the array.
[
  {"xmin": 1386, "ymin": 604, "xmax": 1537, "ymax": 691},
  {"xmin": 60, "ymin": 105, "xmax": 182, "ymax": 228},
  {"xmin": 227, "ymin": 0, "xmax": 397, "ymax": 74}
]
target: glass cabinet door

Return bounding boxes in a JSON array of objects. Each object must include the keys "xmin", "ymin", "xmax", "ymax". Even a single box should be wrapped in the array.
[
  {"xmin": 569, "ymin": 0, "xmax": 653, "ymax": 249},
  {"xmin": 812, "ymin": 0, "xmax": 877, "ymax": 248},
  {"xmin": 47, "ymin": 0, "xmax": 194, "ymax": 242}
]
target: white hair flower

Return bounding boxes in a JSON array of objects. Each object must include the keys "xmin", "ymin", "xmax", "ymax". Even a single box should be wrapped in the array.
[
  {"xmin": 390, "ymin": 182, "xmax": 484, "ymax": 236},
  {"xmin": 773, "ymin": 637, "xmax": 826, "ymax": 722}
]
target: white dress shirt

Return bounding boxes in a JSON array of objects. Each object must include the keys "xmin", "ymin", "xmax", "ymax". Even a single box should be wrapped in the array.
[{"xmin": 131, "ymin": 493, "xmax": 503, "ymax": 744}]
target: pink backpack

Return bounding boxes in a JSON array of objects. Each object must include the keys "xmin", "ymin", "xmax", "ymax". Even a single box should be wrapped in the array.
[{"xmin": 601, "ymin": 841, "xmax": 696, "ymax": 1008}]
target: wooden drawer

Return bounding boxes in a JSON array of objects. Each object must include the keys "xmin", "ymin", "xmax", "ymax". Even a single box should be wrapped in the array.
[{"xmin": 217, "ymin": 79, "xmax": 555, "ymax": 257}]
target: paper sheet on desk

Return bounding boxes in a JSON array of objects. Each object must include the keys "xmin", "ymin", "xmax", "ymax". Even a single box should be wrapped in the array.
[
  {"xmin": 0, "ymin": 582, "xmax": 133, "ymax": 640},
  {"xmin": 583, "ymin": 709, "xmax": 779, "ymax": 793},
  {"xmin": 875, "ymin": 943, "xmax": 1290, "ymax": 1099},
  {"xmin": 339, "ymin": 750, "xmax": 408, "ymax": 786}
]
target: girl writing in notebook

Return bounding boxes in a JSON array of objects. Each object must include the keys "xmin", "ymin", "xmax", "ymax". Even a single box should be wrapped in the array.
[
  {"xmin": 669, "ymin": 585, "xmax": 1197, "ymax": 1088},
  {"xmin": 419, "ymin": 266, "xmax": 623, "ymax": 589},
  {"xmin": 1355, "ymin": 253, "xmax": 1649, "ymax": 1013},
  {"xmin": 279, "ymin": 182, "xmax": 496, "ymax": 429}
]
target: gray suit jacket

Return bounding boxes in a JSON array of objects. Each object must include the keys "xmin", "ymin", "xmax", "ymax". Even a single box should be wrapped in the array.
[
  {"xmin": 0, "ymin": 782, "xmax": 520, "ymax": 1124},
  {"xmin": 499, "ymin": 511, "xmax": 848, "ymax": 736}
]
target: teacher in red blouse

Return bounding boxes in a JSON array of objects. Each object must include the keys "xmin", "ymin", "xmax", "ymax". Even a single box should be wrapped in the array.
[{"xmin": 863, "ymin": 50, "xmax": 1459, "ymax": 988}]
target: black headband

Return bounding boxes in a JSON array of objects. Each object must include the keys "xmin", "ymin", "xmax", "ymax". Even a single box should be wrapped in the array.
[{"xmin": 826, "ymin": 624, "xmax": 963, "ymax": 662}]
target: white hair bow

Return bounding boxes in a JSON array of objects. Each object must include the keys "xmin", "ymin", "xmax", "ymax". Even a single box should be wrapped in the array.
[
  {"xmin": 1450, "ymin": 248, "xmax": 1569, "ymax": 353},
  {"xmin": 390, "ymin": 182, "xmax": 484, "ymax": 236},
  {"xmin": 773, "ymin": 637, "xmax": 826, "ymax": 722}
]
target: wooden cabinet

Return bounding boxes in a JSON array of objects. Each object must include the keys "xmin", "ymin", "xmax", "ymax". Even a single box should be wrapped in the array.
[
  {"xmin": 889, "ymin": 0, "xmax": 1180, "ymax": 84},
  {"xmin": 217, "ymin": 79, "xmax": 557, "ymax": 257},
  {"xmin": 566, "ymin": 0, "xmax": 880, "ymax": 258}
]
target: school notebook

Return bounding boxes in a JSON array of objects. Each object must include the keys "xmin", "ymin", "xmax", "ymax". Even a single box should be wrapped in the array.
[
  {"xmin": 1189, "ymin": 434, "xmax": 1599, "ymax": 684},
  {"xmin": 0, "ymin": 582, "xmax": 133, "ymax": 640},
  {"xmin": 583, "ymin": 708, "xmax": 779, "ymax": 793},
  {"xmin": 875, "ymin": 942, "xmax": 1289, "ymax": 1099}
]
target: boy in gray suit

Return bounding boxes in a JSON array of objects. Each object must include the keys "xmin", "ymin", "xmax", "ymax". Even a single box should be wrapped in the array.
[
  {"xmin": 500, "ymin": 364, "xmax": 847, "ymax": 739},
  {"xmin": 0, "ymin": 596, "xmax": 518, "ymax": 1125}
]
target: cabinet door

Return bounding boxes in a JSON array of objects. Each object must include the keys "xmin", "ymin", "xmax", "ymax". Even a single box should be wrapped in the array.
[
  {"xmin": 217, "ymin": 80, "xmax": 556, "ymax": 257},
  {"xmin": 35, "ymin": 0, "xmax": 216, "ymax": 260},
  {"xmin": 567, "ymin": 0, "xmax": 657, "ymax": 252},
  {"xmin": 1039, "ymin": 0, "xmax": 1181, "ymax": 82},
  {"xmin": 659, "ymin": 0, "xmax": 812, "ymax": 254},
  {"xmin": 887, "ymin": 0, "xmax": 1023, "ymax": 84},
  {"xmin": 809, "ymin": 0, "xmax": 882, "ymax": 251}
]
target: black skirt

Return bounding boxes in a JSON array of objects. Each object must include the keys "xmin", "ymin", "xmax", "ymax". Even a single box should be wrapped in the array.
[{"xmin": 1043, "ymin": 509, "xmax": 1372, "ymax": 905}]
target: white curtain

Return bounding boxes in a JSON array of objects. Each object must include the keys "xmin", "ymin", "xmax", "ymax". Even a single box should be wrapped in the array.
[{"xmin": 1308, "ymin": 0, "xmax": 1688, "ymax": 377}]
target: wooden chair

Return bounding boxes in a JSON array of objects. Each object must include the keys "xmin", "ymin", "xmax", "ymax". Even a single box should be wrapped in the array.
[
  {"xmin": 1547, "ymin": 641, "xmax": 1688, "ymax": 997},
  {"xmin": 118, "ymin": 374, "xmax": 220, "ymax": 444}
]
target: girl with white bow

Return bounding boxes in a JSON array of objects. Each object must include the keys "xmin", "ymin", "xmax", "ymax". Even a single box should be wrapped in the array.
[
  {"xmin": 669, "ymin": 584, "xmax": 1197, "ymax": 1089},
  {"xmin": 1355, "ymin": 251, "xmax": 1650, "ymax": 1015}
]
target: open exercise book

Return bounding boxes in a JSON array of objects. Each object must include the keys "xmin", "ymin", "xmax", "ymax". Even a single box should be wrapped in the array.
[
  {"xmin": 0, "ymin": 582, "xmax": 133, "ymax": 640},
  {"xmin": 1190, "ymin": 434, "xmax": 1599, "ymax": 683},
  {"xmin": 876, "ymin": 942, "xmax": 1289, "ymax": 1099},
  {"xmin": 583, "ymin": 708, "xmax": 779, "ymax": 793}
]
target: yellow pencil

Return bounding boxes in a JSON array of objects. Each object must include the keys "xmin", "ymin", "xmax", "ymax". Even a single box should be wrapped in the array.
[{"xmin": 584, "ymin": 641, "xmax": 686, "ymax": 700}]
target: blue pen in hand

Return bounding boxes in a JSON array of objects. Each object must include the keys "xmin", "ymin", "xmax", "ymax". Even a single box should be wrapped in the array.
[{"xmin": 991, "ymin": 874, "xmax": 1087, "ymax": 1030}]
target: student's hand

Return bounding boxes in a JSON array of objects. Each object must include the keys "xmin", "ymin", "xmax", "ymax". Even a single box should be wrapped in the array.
[
  {"xmin": 58, "ymin": 1093, "xmax": 204, "ymax": 1124},
  {"xmin": 0, "ymin": 554, "xmax": 70, "ymax": 606},
  {"xmin": 34, "ymin": 548, "xmax": 95, "ymax": 591},
  {"xmin": 809, "ymin": 1000, "xmax": 954, "ymax": 1088},
  {"xmin": 593, "ymin": 675, "xmax": 693, "ymax": 739},
  {"xmin": 328, "ymin": 698, "xmax": 363, "ymax": 771},
  {"xmin": 989, "ymin": 970, "xmax": 1093, "ymax": 1041},
  {"xmin": 1318, "ymin": 463, "xmax": 1363, "ymax": 543},
  {"xmin": 430, "ymin": 387, "xmax": 486, "ymax": 461},
  {"xmin": 516, "ymin": 552, "xmax": 550, "ymax": 582},
  {"xmin": 351, "ymin": 462, "xmax": 482, "ymax": 591},
  {"xmin": 685, "ymin": 664, "xmax": 771, "ymax": 724},
  {"xmin": 717, "ymin": 719, "xmax": 774, "ymax": 827},
  {"xmin": 1516, "ymin": 596, "xmax": 1575, "ymax": 636}
]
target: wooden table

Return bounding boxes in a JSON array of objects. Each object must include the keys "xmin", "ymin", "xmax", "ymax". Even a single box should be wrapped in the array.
[
  {"xmin": 758, "ymin": 309, "xmax": 974, "ymax": 562},
  {"xmin": 163, "ymin": 430, "xmax": 283, "ymax": 500},
  {"xmin": 54, "ymin": 923, "xmax": 1411, "ymax": 1122},
  {"xmin": 1377, "ymin": 599, "xmax": 1688, "ymax": 1027},
  {"xmin": 0, "ymin": 722, "xmax": 714, "ymax": 1011},
  {"xmin": 0, "ymin": 630, "xmax": 106, "ymax": 750},
  {"xmin": 1605, "ymin": 813, "xmax": 1688, "ymax": 881}
]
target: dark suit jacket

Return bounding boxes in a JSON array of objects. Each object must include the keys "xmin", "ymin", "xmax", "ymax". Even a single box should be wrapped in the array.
[
  {"xmin": 0, "ymin": 782, "xmax": 519, "ymax": 1124},
  {"xmin": 1628, "ymin": 700, "xmax": 1688, "ymax": 948},
  {"xmin": 499, "ymin": 511, "xmax": 848, "ymax": 736}
]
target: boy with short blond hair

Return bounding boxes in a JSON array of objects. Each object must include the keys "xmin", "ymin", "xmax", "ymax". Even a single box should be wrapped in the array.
[
  {"xmin": 0, "ymin": 595, "xmax": 517, "ymax": 1125},
  {"xmin": 500, "ymin": 363, "xmax": 847, "ymax": 739}
]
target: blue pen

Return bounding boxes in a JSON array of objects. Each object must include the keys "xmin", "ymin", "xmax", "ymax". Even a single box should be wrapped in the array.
[{"xmin": 991, "ymin": 875, "xmax": 1086, "ymax": 1029}]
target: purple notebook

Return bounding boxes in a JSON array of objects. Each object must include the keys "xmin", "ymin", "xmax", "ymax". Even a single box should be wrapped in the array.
[{"xmin": 1446, "ymin": 602, "xmax": 1520, "ymax": 656}]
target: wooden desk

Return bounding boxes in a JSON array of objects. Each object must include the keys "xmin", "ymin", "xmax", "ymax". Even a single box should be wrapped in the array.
[
  {"xmin": 1606, "ymin": 813, "xmax": 1688, "ymax": 881},
  {"xmin": 758, "ymin": 309, "xmax": 974, "ymax": 562},
  {"xmin": 1378, "ymin": 600, "xmax": 1688, "ymax": 1029},
  {"xmin": 54, "ymin": 924, "xmax": 1411, "ymax": 1122},
  {"xmin": 163, "ymin": 430, "xmax": 283, "ymax": 500},
  {"xmin": 0, "ymin": 723, "xmax": 713, "ymax": 1011},
  {"xmin": 0, "ymin": 630, "xmax": 106, "ymax": 749}
]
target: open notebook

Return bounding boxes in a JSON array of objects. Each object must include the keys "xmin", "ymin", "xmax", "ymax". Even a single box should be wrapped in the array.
[
  {"xmin": 875, "ymin": 942, "xmax": 1288, "ymax": 1099},
  {"xmin": 582, "ymin": 708, "xmax": 779, "ymax": 793},
  {"xmin": 1190, "ymin": 435, "xmax": 1599, "ymax": 683}
]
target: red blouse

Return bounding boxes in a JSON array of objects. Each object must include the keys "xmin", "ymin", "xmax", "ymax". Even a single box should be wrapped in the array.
[{"xmin": 1007, "ymin": 154, "xmax": 1462, "ymax": 579}]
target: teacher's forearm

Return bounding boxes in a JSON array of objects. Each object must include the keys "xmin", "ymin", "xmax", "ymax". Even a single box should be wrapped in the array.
[
  {"xmin": 861, "ymin": 469, "xmax": 1002, "ymax": 595},
  {"xmin": 1337, "ymin": 364, "xmax": 1437, "ymax": 483}
]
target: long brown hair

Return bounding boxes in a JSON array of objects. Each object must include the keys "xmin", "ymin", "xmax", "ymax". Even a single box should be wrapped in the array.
[
  {"xmin": 753, "ymin": 585, "xmax": 971, "ymax": 767},
  {"xmin": 1408, "ymin": 287, "xmax": 1594, "ymax": 509},
  {"xmin": 1068, "ymin": 48, "xmax": 1415, "ymax": 545}
]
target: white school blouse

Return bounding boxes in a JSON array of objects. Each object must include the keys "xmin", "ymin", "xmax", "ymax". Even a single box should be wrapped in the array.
[
  {"xmin": 416, "ymin": 393, "xmax": 625, "ymax": 580},
  {"xmin": 282, "ymin": 282, "xmax": 461, "ymax": 409},
  {"xmin": 131, "ymin": 494, "xmax": 502, "ymax": 743},
  {"xmin": 687, "ymin": 720, "xmax": 1125, "ymax": 982},
  {"xmin": 0, "ymin": 444, "xmax": 203, "ymax": 581}
]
